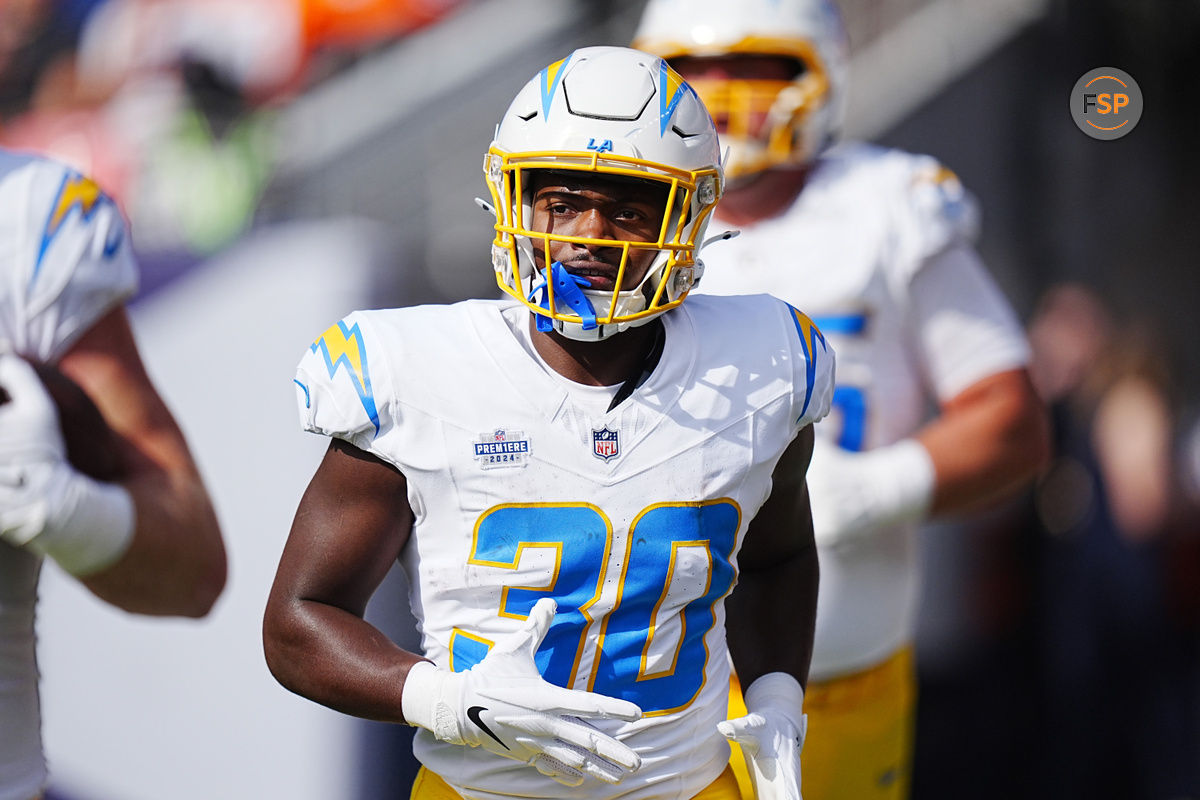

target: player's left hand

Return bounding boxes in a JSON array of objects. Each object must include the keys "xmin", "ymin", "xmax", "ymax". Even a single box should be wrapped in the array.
[
  {"xmin": 805, "ymin": 436, "xmax": 935, "ymax": 551},
  {"xmin": 718, "ymin": 672, "xmax": 806, "ymax": 800}
]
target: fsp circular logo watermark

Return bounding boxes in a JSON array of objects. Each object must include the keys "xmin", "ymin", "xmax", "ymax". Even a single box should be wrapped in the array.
[{"xmin": 1070, "ymin": 68, "xmax": 1142, "ymax": 140}]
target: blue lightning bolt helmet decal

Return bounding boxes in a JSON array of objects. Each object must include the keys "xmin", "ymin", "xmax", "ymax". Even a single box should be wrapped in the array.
[
  {"xmin": 788, "ymin": 304, "xmax": 829, "ymax": 420},
  {"xmin": 657, "ymin": 59, "xmax": 693, "ymax": 136},
  {"xmin": 540, "ymin": 53, "xmax": 573, "ymax": 120},
  {"xmin": 310, "ymin": 319, "xmax": 380, "ymax": 435}
]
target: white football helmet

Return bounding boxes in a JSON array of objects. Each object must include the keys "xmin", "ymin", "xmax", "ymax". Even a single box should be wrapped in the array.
[
  {"xmin": 484, "ymin": 45, "xmax": 723, "ymax": 341},
  {"xmin": 632, "ymin": 0, "xmax": 849, "ymax": 181}
]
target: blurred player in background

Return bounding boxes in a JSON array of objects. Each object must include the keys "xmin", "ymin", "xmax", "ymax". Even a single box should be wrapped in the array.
[
  {"xmin": 633, "ymin": 2, "xmax": 1049, "ymax": 798},
  {"xmin": 264, "ymin": 46, "xmax": 833, "ymax": 800},
  {"xmin": 0, "ymin": 148, "xmax": 226, "ymax": 800}
]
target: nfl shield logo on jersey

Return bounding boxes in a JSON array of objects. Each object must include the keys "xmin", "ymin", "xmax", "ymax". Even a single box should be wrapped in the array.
[{"xmin": 592, "ymin": 427, "xmax": 620, "ymax": 462}]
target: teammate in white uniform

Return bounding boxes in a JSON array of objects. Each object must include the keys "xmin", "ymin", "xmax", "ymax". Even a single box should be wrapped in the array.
[
  {"xmin": 0, "ymin": 150, "xmax": 226, "ymax": 800},
  {"xmin": 264, "ymin": 47, "xmax": 834, "ymax": 800},
  {"xmin": 633, "ymin": 3, "xmax": 1050, "ymax": 798}
]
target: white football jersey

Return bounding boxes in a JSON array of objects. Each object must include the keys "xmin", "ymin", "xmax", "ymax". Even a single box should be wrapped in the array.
[
  {"xmin": 0, "ymin": 150, "xmax": 137, "ymax": 800},
  {"xmin": 699, "ymin": 143, "xmax": 1030, "ymax": 679},
  {"xmin": 294, "ymin": 295, "xmax": 834, "ymax": 800}
]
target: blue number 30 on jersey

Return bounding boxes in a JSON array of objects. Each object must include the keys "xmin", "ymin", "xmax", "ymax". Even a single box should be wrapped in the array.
[{"xmin": 449, "ymin": 500, "xmax": 741, "ymax": 717}]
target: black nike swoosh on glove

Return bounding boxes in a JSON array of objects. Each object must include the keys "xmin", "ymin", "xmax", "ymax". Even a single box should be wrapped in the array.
[{"xmin": 467, "ymin": 705, "xmax": 509, "ymax": 750}]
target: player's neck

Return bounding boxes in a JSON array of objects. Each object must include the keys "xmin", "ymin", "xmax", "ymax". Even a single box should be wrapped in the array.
[
  {"xmin": 528, "ymin": 316, "xmax": 663, "ymax": 388},
  {"xmin": 715, "ymin": 166, "xmax": 810, "ymax": 227}
]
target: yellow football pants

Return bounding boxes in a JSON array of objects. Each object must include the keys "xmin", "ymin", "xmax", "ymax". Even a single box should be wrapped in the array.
[
  {"xmin": 412, "ymin": 763, "xmax": 742, "ymax": 800},
  {"xmin": 728, "ymin": 647, "xmax": 916, "ymax": 800}
]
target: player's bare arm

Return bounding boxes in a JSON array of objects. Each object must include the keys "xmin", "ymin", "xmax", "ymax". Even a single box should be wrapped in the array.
[
  {"xmin": 722, "ymin": 425, "xmax": 817, "ymax": 800},
  {"xmin": 265, "ymin": 439, "xmax": 642, "ymax": 786},
  {"xmin": 726, "ymin": 424, "xmax": 818, "ymax": 690},
  {"xmin": 264, "ymin": 437, "xmax": 420, "ymax": 722},
  {"xmin": 56, "ymin": 306, "xmax": 225, "ymax": 617},
  {"xmin": 917, "ymin": 367, "xmax": 1050, "ymax": 515}
]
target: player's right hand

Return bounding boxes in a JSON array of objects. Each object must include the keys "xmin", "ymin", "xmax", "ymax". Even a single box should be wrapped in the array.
[{"xmin": 401, "ymin": 597, "xmax": 643, "ymax": 786}]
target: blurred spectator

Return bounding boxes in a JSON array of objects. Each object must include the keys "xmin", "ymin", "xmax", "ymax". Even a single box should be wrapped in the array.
[
  {"xmin": 0, "ymin": 0, "xmax": 472, "ymax": 283},
  {"xmin": 0, "ymin": 0, "xmax": 297, "ymax": 269},
  {"xmin": 1029, "ymin": 286, "xmax": 1173, "ymax": 541},
  {"xmin": 72, "ymin": 0, "xmax": 304, "ymax": 104},
  {"xmin": 1024, "ymin": 283, "xmax": 1198, "ymax": 799},
  {"xmin": 0, "ymin": 0, "xmax": 107, "ymax": 119},
  {"xmin": 915, "ymin": 282, "xmax": 1200, "ymax": 800}
]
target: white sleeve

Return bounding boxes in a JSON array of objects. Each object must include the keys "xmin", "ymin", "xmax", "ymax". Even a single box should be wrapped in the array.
[
  {"xmin": 888, "ymin": 154, "xmax": 980, "ymax": 281},
  {"xmin": 294, "ymin": 311, "xmax": 395, "ymax": 454},
  {"xmin": 3, "ymin": 158, "xmax": 138, "ymax": 361},
  {"xmin": 908, "ymin": 243, "xmax": 1030, "ymax": 402},
  {"xmin": 782, "ymin": 302, "xmax": 836, "ymax": 429}
]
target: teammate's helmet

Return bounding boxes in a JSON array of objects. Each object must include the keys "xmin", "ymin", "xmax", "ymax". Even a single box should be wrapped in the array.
[
  {"xmin": 485, "ymin": 46, "xmax": 723, "ymax": 342},
  {"xmin": 632, "ymin": 0, "xmax": 849, "ymax": 181}
]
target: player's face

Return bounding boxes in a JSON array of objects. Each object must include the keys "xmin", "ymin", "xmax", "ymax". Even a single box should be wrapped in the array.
[
  {"xmin": 529, "ymin": 172, "xmax": 669, "ymax": 292},
  {"xmin": 671, "ymin": 55, "xmax": 802, "ymax": 138}
]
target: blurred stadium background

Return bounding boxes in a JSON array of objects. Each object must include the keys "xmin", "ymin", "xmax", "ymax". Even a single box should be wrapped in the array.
[{"xmin": 2, "ymin": 0, "xmax": 1196, "ymax": 798}]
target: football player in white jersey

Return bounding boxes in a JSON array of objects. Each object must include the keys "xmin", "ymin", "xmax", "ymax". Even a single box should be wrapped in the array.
[
  {"xmin": 633, "ymin": 3, "xmax": 1050, "ymax": 799},
  {"xmin": 0, "ymin": 149, "xmax": 227, "ymax": 800},
  {"xmin": 264, "ymin": 47, "xmax": 835, "ymax": 800}
]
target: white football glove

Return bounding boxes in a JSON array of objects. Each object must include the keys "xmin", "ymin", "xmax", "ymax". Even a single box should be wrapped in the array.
[
  {"xmin": 805, "ymin": 436, "xmax": 935, "ymax": 551},
  {"xmin": 401, "ymin": 597, "xmax": 643, "ymax": 787},
  {"xmin": 719, "ymin": 672, "xmax": 807, "ymax": 800},
  {"xmin": 0, "ymin": 354, "xmax": 134, "ymax": 574}
]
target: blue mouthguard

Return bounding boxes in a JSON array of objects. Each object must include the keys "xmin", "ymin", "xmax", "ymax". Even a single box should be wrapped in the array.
[{"xmin": 528, "ymin": 261, "xmax": 597, "ymax": 332}]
